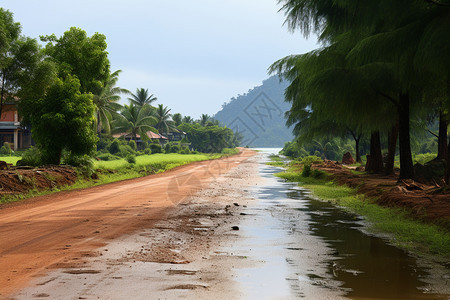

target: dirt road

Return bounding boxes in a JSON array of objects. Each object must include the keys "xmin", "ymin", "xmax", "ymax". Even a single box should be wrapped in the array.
[{"xmin": 0, "ymin": 149, "xmax": 256, "ymax": 298}]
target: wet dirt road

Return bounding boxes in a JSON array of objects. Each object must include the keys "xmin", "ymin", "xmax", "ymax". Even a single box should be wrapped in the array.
[{"xmin": 0, "ymin": 149, "xmax": 256, "ymax": 298}]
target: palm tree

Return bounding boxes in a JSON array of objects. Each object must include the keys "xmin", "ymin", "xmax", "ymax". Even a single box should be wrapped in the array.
[
  {"xmin": 172, "ymin": 113, "xmax": 182, "ymax": 127},
  {"xmin": 128, "ymin": 88, "xmax": 157, "ymax": 107},
  {"xmin": 198, "ymin": 114, "xmax": 211, "ymax": 126},
  {"xmin": 154, "ymin": 104, "xmax": 177, "ymax": 135},
  {"xmin": 113, "ymin": 104, "xmax": 157, "ymax": 141},
  {"xmin": 182, "ymin": 116, "xmax": 194, "ymax": 124},
  {"xmin": 93, "ymin": 70, "xmax": 129, "ymax": 135}
]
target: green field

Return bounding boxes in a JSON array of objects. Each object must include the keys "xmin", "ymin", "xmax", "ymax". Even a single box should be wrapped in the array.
[{"xmin": 0, "ymin": 156, "xmax": 21, "ymax": 165}]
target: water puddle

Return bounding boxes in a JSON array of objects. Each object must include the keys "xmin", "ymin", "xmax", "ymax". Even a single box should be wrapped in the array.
[{"xmin": 229, "ymin": 153, "xmax": 449, "ymax": 299}]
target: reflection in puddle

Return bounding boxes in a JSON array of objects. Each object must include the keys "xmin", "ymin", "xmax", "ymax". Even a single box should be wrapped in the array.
[{"xmin": 231, "ymin": 156, "xmax": 449, "ymax": 299}]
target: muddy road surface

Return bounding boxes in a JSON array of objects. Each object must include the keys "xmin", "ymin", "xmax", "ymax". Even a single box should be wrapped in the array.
[{"xmin": 0, "ymin": 149, "xmax": 256, "ymax": 298}]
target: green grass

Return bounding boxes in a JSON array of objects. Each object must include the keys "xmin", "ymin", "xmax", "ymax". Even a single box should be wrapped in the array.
[
  {"xmin": 94, "ymin": 153, "xmax": 218, "ymax": 170},
  {"xmin": 0, "ymin": 152, "xmax": 227, "ymax": 205},
  {"xmin": 0, "ymin": 156, "xmax": 21, "ymax": 165},
  {"xmin": 276, "ymin": 169, "xmax": 450, "ymax": 260}
]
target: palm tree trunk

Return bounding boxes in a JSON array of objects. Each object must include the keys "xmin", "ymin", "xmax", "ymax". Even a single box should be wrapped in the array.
[
  {"xmin": 385, "ymin": 124, "xmax": 399, "ymax": 175},
  {"xmin": 437, "ymin": 109, "xmax": 448, "ymax": 160},
  {"xmin": 366, "ymin": 131, "xmax": 384, "ymax": 174},
  {"xmin": 398, "ymin": 93, "xmax": 414, "ymax": 180}
]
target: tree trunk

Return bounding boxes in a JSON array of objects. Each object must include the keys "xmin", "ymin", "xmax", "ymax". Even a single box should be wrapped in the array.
[
  {"xmin": 437, "ymin": 110, "xmax": 448, "ymax": 160},
  {"xmin": 355, "ymin": 136, "xmax": 362, "ymax": 163},
  {"xmin": 446, "ymin": 138, "xmax": 450, "ymax": 185},
  {"xmin": 385, "ymin": 124, "xmax": 399, "ymax": 175},
  {"xmin": 398, "ymin": 93, "xmax": 415, "ymax": 180},
  {"xmin": 366, "ymin": 131, "xmax": 384, "ymax": 174}
]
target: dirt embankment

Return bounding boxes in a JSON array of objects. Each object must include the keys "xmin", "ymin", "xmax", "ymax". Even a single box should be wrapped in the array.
[
  {"xmin": 313, "ymin": 160, "xmax": 450, "ymax": 227},
  {"xmin": 0, "ymin": 149, "xmax": 256, "ymax": 298},
  {"xmin": 0, "ymin": 165, "xmax": 78, "ymax": 196}
]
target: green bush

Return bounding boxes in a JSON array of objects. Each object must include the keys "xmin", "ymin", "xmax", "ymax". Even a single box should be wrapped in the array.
[
  {"xmin": 108, "ymin": 139, "xmax": 121, "ymax": 154},
  {"xmin": 144, "ymin": 148, "xmax": 152, "ymax": 155},
  {"xmin": 150, "ymin": 143, "xmax": 163, "ymax": 154},
  {"xmin": 0, "ymin": 143, "xmax": 12, "ymax": 155},
  {"xmin": 312, "ymin": 168, "xmax": 325, "ymax": 179},
  {"xmin": 302, "ymin": 164, "xmax": 312, "ymax": 177},
  {"xmin": 16, "ymin": 147, "xmax": 41, "ymax": 166},
  {"xmin": 126, "ymin": 154, "xmax": 136, "ymax": 164},
  {"xmin": 129, "ymin": 140, "xmax": 137, "ymax": 151},
  {"xmin": 97, "ymin": 153, "xmax": 121, "ymax": 161},
  {"xmin": 118, "ymin": 145, "xmax": 135, "ymax": 157},
  {"xmin": 178, "ymin": 146, "xmax": 190, "ymax": 154}
]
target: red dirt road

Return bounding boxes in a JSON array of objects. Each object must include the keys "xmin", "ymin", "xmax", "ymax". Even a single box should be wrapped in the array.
[{"xmin": 0, "ymin": 149, "xmax": 256, "ymax": 297}]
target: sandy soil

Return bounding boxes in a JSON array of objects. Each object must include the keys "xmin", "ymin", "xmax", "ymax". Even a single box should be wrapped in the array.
[{"xmin": 0, "ymin": 149, "xmax": 257, "ymax": 299}]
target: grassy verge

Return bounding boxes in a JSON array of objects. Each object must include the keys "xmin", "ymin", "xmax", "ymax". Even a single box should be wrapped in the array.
[
  {"xmin": 275, "ymin": 166, "xmax": 450, "ymax": 261},
  {"xmin": 0, "ymin": 156, "xmax": 21, "ymax": 165},
  {"xmin": 0, "ymin": 152, "xmax": 231, "ymax": 205}
]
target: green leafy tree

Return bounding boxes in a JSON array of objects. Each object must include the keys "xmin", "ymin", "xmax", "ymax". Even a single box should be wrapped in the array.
[
  {"xmin": 21, "ymin": 75, "xmax": 97, "ymax": 164},
  {"xmin": 178, "ymin": 123, "xmax": 237, "ymax": 153},
  {"xmin": 113, "ymin": 104, "xmax": 157, "ymax": 141},
  {"xmin": 172, "ymin": 113, "xmax": 182, "ymax": 127},
  {"xmin": 182, "ymin": 115, "xmax": 194, "ymax": 124},
  {"xmin": 198, "ymin": 114, "xmax": 211, "ymax": 126},
  {"xmin": 128, "ymin": 88, "xmax": 157, "ymax": 107},
  {"xmin": 41, "ymin": 27, "xmax": 110, "ymax": 94}
]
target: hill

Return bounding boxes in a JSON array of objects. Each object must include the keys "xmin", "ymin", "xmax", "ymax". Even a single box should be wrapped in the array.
[{"xmin": 214, "ymin": 76, "xmax": 293, "ymax": 147}]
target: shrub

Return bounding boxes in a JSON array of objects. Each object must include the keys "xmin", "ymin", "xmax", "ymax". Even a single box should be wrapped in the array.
[
  {"xmin": 118, "ymin": 145, "xmax": 135, "ymax": 157},
  {"xmin": 144, "ymin": 148, "xmax": 152, "ymax": 155},
  {"xmin": 97, "ymin": 153, "xmax": 121, "ymax": 161},
  {"xmin": 16, "ymin": 147, "xmax": 41, "ymax": 166},
  {"xmin": 178, "ymin": 146, "xmax": 190, "ymax": 154},
  {"xmin": 126, "ymin": 154, "xmax": 136, "ymax": 164},
  {"xmin": 63, "ymin": 154, "xmax": 95, "ymax": 177},
  {"xmin": 108, "ymin": 139, "xmax": 121, "ymax": 154},
  {"xmin": 150, "ymin": 143, "xmax": 163, "ymax": 154},
  {"xmin": 302, "ymin": 164, "xmax": 311, "ymax": 177},
  {"xmin": 129, "ymin": 140, "xmax": 137, "ymax": 151},
  {"xmin": 312, "ymin": 169, "xmax": 325, "ymax": 179},
  {"xmin": 0, "ymin": 143, "xmax": 12, "ymax": 155}
]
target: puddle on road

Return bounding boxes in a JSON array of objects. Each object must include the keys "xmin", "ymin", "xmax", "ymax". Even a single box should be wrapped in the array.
[{"xmin": 229, "ymin": 154, "xmax": 449, "ymax": 299}]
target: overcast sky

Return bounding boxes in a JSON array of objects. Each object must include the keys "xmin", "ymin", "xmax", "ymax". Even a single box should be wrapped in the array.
[{"xmin": 1, "ymin": 0, "xmax": 318, "ymax": 119}]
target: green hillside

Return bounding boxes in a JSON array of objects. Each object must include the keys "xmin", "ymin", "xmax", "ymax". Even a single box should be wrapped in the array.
[{"xmin": 214, "ymin": 76, "xmax": 293, "ymax": 147}]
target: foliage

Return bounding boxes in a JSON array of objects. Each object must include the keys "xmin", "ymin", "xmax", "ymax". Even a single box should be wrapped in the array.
[
  {"xmin": 129, "ymin": 140, "xmax": 137, "ymax": 151},
  {"xmin": 0, "ymin": 143, "xmax": 12, "ymax": 155},
  {"xmin": 97, "ymin": 153, "xmax": 121, "ymax": 161},
  {"xmin": 302, "ymin": 164, "xmax": 312, "ymax": 177},
  {"xmin": 149, "ymin": 143, "xmax": 163, "ymax": 154},
  {"xmin": 16, "ymin": 147, "xmax": 41, "ymax": 166},
  {"xmin": 154, "ymin": 104, "xmax": 176, "ymax": 135},
  {"xmin": 127, "ymin": 88, "xmax": 157, "ymax": 107},
  {"xmin": 126, "ymin": 154, "xmax": 136, "ymax": 164},
  {"xmin": 113, "ymin": 104, "xmax": 157, "ymax": 141},
  {"xmin": 144, "ymin": 148, "xmax": 152, "ymax": 155},
  {"xmin": 41, "ymin": 27, "xmax": 110, "ymax": 94},
  {"xmin": 20, "ymin": 75, "xmax": 97, "ymax": 164},
  {"xmin": 178, "ymin": 123, "xmax": 238, "ymax": 153},
  {"xmin": 108, "ymin": 139, "xmax": 121, "ymax": 154}
]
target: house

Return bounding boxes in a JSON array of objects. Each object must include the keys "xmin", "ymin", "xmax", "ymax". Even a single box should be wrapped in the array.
[
  {"xmin": 112, "ymin": 131, "xmax": 168, "ymax": 146},
  {"xmin": 0, "ymin": 103, "xmax": 33, "ymax": 150},
  {"xmin": 166, "ymin": 131, "xmax": 186, "ymax": 142}
]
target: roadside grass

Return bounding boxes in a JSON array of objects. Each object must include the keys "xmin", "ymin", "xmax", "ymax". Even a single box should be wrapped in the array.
[
  {"xmin": 0, "ymin": 152, "xmax": 228, "ymax": 205},
  {"xmin": 0, "ymin": 156, "xmax": 21, "ymax": 165},
  {"xmin": 266, "ymin": 154, "xmax": 287, "ymax": 167},
  {"xmin": 276, "ymin": 168, "xmax": 450, "ymax": 261}
]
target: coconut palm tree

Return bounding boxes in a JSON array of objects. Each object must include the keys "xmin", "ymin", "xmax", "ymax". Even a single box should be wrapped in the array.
[
  {"xmin": 198, "ymin": 114, "xmax": 211, "ymax": 126},
  {"xmin": 93, "ymin": 70, "xmax": 129, "ymax": 135},
  {"xmin": 128, "ymin": 88, "xmax": 157, "ymax": 107},
  {"xmin": 154, "ymin": 104, "xmax": 177, "ymax": 135},
  {"xmin": 182, "ymin": 116, "xmax": 194, "ymax": 124},
  {"xmin": 172, "ymin": 113, "xmax": 182, "ymax": 127},
  {"xmin": 113, "ymin": 104, "xmax": 157, "ymax": 141}
]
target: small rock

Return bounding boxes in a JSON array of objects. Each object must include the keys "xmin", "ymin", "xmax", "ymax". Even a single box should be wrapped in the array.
[
  {"xmin": 231, "ymin": 226, "xmax": 239, "ymax": 230},
  {"xmin": 233, "ymin": 203, "xmax": 240, "ymax": 207}
]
